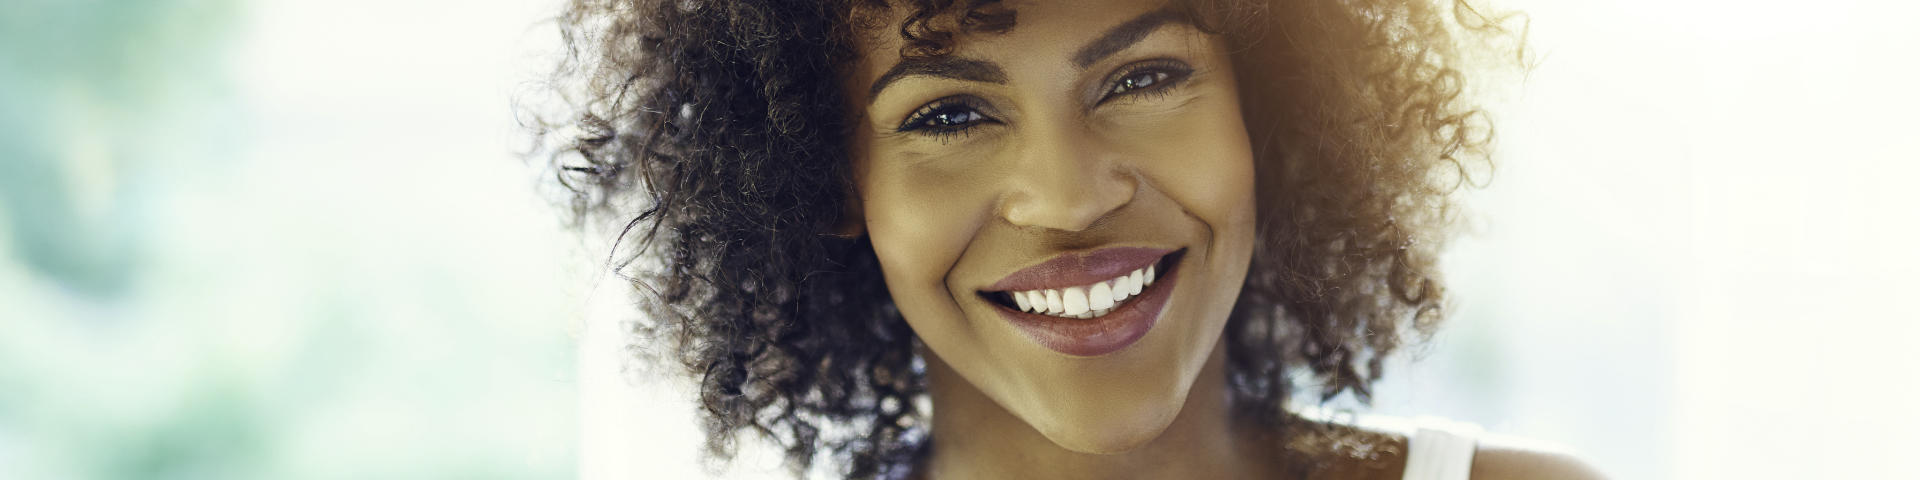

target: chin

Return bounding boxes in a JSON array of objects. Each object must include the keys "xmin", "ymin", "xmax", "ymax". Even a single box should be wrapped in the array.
[{"xmin": 1027, "ymin": 385, "xmax": 1188, "ymax": 455}]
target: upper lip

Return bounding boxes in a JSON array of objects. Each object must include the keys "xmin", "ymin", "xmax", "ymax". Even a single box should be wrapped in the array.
[{"xmin": 984, "ymin": 246, "xmax": 1178, "ymax": 292}]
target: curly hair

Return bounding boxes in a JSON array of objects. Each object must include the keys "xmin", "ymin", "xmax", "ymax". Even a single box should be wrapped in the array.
[{"xmin": 532, "ymin": 0, "xmax": 1522, "ymax": 477}]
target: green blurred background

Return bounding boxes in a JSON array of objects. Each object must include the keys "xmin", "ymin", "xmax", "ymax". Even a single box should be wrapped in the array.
[{"xmin": 1, "ymin": 0, "xmax": 579, "ymax": 478}]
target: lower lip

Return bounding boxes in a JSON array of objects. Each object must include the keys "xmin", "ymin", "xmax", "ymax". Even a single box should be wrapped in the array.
[{"xmin": 991, "ymin": 252, "xmax": 1182, "ymax": 357}]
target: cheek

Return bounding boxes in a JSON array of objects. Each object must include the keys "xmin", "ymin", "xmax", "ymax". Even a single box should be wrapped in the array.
[
  {"xmin": 860, "ymin": 160, "xmax": 990, "ymax": 318},
  {"xmin": 1116, "ymin": 96, "xmax": 1257, "ymax": 235}
]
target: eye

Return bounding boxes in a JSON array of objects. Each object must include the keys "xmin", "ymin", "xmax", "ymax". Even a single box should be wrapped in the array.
[
  {"xmin": 1112, "ymin": 71, "xmax": 1168, "ymax": 94},
  {"xmin": 914, "ymin": 107, "xmax": 986, "ymax": 129},
  {"xmin": 897, "ymin": 96, "xmax": 999, "ymax": 142},
  {"xmin": 1100, "ymin": 59, "xmax": 1195, "ymax": 103}
]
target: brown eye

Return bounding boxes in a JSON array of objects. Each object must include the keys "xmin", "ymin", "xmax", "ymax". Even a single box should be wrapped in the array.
[
  {"xmin": 1098, "ymin": 59, "xmax": 1195, "ymax": 104},
  {"xmin": 917, "ymin": 107, "xmax": 986, "ymax": 129},
  {"xmin": 897, "ymin": 95, "xmax": 1000, "ymax": 143},
  {"xmin": 1111, "ymin": 71, "xmax": 1169, "ymax": 95}
]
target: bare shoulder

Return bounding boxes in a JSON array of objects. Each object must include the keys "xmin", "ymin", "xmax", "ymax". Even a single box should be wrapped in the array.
[
  {"xmin": 1471, "ymin": 433, "xmax": 1607, "ymax": 480},
  {"xmin": 1276, "ymin": 413, "xmax": 1604, "ymax": 480}
]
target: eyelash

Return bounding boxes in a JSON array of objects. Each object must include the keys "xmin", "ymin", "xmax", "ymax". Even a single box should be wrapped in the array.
[
  {"xmin": 896, "ymin": 96, "xmax": 996, "ymax": 143},
  {"xmin": 894, "ymin": 59, "xmax": 1197, "ymax": 142},
  {"xmin": 1103, "ymin": 59, "xmax": 1194, "ymax": 103}
]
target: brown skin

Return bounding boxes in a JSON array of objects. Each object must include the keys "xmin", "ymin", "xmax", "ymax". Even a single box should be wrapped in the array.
[
  {"xmin": 840, "ymin": 1, "xmax": 1604, "ymax": 478},
  {"xmin": 846, "ymin": 0, "xmax": 1261, "ymax": 474}
]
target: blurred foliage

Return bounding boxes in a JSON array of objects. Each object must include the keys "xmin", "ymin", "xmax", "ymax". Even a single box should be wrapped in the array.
[
  {"xmin": 0, "ymin": 0, "xmax": 241, "ymax": 296},
  {"xmin": 0, "ymin": 0, "xmax": 577, "ymax": 479}
]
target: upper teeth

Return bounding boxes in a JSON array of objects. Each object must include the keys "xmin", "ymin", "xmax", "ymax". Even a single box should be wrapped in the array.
[{"xmin": 1008, "ymin": 264, "xmax": 1157, "ymax": 319}]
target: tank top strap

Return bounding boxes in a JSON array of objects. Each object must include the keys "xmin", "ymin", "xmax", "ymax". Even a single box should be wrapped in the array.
[{"xmin": 1401, "ymin": 417, "xmax": 1480, "ymax": 480}]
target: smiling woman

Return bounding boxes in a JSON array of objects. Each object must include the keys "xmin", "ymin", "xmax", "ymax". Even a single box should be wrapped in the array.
[
  {"xmin": 846, "ymin": 5, "xmax": 1264, "ymax": 470},
  {"xmin": 538, "ymin": 0, "xmax": 1596, "ymax": 479}
]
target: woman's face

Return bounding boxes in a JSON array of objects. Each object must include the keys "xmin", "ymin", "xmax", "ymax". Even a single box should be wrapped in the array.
[{"xmin": 844, "ymin": 0, "xmax": 1257, "ymax": 453}]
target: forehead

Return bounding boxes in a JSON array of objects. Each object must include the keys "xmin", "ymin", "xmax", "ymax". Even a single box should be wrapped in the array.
[{"xmin": 844, "ymin": 0, "xmax": 1179, "ymax": 95}]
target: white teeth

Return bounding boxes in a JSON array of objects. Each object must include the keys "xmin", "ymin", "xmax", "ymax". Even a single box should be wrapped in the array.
[
  {"xmin": 1088, "ymin": 282, "xmax": 1114, "ymax": 310},
  {"xmin": 1062, "ymin": 287, "xmax": 1089, "ymax": 316},
  {"xmin": 1003, "ymin": 262, "xmax": 1166, "ymax": 319}
]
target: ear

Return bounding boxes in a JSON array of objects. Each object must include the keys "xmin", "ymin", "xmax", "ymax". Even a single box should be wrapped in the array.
[{"xmin": 832, "ymin": 188, "xmax": 866, "ymax": 238}]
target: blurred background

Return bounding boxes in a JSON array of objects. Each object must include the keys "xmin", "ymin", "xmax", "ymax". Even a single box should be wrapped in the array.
[
  {"xmin": 2, "ymin": 0, "xmax": 1915, "ymax": 479},
  {"xmin": 0, "ymin": 0, "xmax": 578, "ymax": 478}
]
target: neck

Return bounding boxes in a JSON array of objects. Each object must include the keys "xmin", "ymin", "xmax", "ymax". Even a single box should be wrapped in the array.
[{"xmin": 918, "ymin": 340, "xmax": 1282, "ymax": 480}]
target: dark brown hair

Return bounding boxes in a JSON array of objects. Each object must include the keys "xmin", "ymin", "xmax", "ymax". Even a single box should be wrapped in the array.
[{"xmin": 532, "ymin": 0, "xmax": 1523, "ymax": 477}]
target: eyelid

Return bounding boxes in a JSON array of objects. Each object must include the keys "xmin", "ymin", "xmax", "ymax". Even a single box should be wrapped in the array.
[
  {"xmin": 896, "ymin": 95, "xmax": 989, "ymax": 131},
  {"xmin": 1096, "ymin": 58, "xmax": 1196, "ymax": 104}
]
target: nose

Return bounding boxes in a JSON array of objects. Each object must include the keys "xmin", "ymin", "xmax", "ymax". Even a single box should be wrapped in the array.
[{"xmin": 997, "ymin": 123, "xmax": 1135, "ymax": 232}]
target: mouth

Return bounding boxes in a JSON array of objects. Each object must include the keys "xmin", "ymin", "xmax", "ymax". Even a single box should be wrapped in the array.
[
  {"xmin": 978, "ymin": 248, "xmax": 1184, "ymax": 319},
  {"xmin": 978, "ymin": 248, "xmax": 1186, "ymax": 357}
]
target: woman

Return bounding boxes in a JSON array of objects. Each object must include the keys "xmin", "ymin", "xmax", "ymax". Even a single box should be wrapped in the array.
[{"xmin": 541, "ymin": 0, "xmax": 1601, "ymax": 478}]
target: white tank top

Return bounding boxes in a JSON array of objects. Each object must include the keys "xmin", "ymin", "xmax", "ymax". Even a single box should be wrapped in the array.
[
  {"xmin": 1287, "ymin": 408, "xmax": 1481, "ymax": 480},
  {"xmin": 1401, "ymin": 421, "xmax": 1479, "ymax": 480}
]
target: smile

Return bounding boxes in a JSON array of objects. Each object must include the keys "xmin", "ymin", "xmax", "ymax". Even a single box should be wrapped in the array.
[
  {"xmin": 980, "ymin": 247, "xmax": 1186, "ymax": 357},
  {"xmin": 982, "ymin": 248, "xmax": 1181, "ymax": 319}
]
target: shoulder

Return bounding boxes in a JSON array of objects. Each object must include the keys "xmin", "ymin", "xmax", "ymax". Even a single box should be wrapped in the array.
[
  {"xmin": 1278, "ymin": 412, "xmax": 1605, "ymax": 480},
  {"xmin": 1469, "ymin": 433, "xmax": 1608, "ymax": 480}
]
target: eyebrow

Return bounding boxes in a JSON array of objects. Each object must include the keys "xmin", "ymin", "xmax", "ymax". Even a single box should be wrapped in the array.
[
  {"xmin": 866, "ymin": 7, "xmax": 1192, "ymax": 104},
  {"xmin": 868, "ymin": 56, "xmax": 1007, "ymax": 101},
  {"xmin": 1071, "ymin": 7, "xmax": 1188, "ymax": 69}
]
